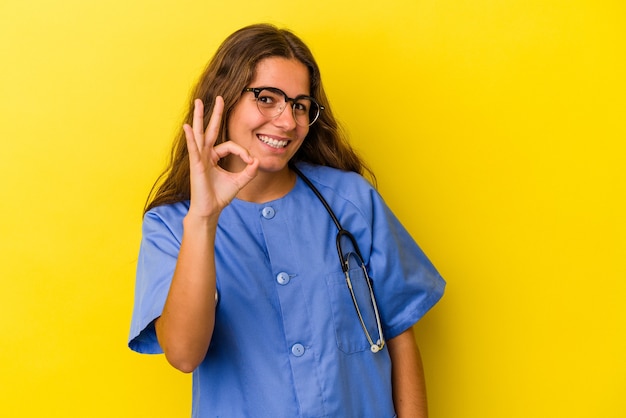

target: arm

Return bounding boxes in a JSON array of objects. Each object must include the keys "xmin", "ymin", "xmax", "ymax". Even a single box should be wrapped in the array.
[
  {"xmin": 155, "ymin": 98, "xmax": 258, "ymax": 373},
  {"xmin": 155, "ymin": 213, "xmax": 219, "ymax": 373},
  {"xmin": 387, "ymin": 326, "xmax": 429, "ymax": 418}
]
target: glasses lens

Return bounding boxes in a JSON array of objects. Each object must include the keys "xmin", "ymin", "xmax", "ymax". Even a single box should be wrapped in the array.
[
  {"xmin": 293, "ymin": 98, "xmax": 320, "ymax": 127},
  {"xmin": 255, "ymin": 88, "xmax": 284, "ymax": 118}
]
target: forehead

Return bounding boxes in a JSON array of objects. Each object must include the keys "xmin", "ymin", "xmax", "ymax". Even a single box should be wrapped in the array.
[{"xmin": 251, "ymin": 57, "xmax": 310, "ymax": 96}]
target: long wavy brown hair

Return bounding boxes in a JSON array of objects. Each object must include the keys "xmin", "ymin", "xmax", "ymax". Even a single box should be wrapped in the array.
[{"xmin": 144, "ymin": 23, "xmax": 374, "ymax": 214}]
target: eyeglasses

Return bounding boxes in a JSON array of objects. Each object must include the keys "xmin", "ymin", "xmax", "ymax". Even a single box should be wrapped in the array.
[{"xmin": 242, "ymin": 87, "xmax": 324, "ymax": 127}]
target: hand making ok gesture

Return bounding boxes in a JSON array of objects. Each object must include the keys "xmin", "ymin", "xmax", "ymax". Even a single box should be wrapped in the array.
[{"xmin": 182, "ymin": 97, "xmax": 259, "ymax": 219}]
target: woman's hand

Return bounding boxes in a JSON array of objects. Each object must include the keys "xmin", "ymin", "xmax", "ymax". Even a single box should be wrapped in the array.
[{"xmin": 183, "ymin": 97, "xmax": 259, "ymax": 219}]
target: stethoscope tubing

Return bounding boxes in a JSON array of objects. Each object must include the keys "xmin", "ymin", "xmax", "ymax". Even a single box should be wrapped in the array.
[{"xmin": 292, "ymin": 165, "xmax": 385, "ymax": 353}]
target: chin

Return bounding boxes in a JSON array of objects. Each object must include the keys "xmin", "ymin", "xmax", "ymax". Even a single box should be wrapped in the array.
[{"xmin": 256, "ymin": 157, "xmax": 293, "ymax": 174}]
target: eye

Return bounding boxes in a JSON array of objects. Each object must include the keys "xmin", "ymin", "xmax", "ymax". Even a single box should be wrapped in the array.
[
  {"xmin": 258, "ymin": 94, "xmax": 276, "ymax": 105},
  {"xmin": 293, "ymin": 100, "xmax": 310, "ymax": 113},
  {"xmin": 256, "ymin": 89, "xmax": 283, "ymax": 108}
]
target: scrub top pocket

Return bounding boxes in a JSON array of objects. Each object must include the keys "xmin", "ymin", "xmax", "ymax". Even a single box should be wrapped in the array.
[{"xmin": 325, "ymin": 267, "xmax": 381, "ymax": 354}]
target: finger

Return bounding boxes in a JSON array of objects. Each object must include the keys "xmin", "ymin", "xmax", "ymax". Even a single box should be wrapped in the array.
[
  {"xmin": 212, "ymin": 140, "xmax": 255, "ymax": 163},
  {"xmin": 183, "ymin": 123, "xmax": 200, "ymax": 162},
  {"xmin": 191, "ymin": 99, "xmax": 205, "ymax": 147},
  {"xmin": 204, "ymin": 96, "xmax": 224, "ymax": 148},
  {"xmin": 240, "ymin": 156, "xmax": 260, "ymax": 181},
  {"xmin": 230, "ymin": 157, "xmax": 260, "ymax": 191}
]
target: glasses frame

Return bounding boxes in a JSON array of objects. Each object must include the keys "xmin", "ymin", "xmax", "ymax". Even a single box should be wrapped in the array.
[{"xmin": 243, "ymin": 87, "xmax": 325, "ymax": 127}]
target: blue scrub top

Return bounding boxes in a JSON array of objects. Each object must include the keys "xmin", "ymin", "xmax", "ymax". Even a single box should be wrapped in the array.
[{"xmin": 129, "ymin": 163, "xmax": 445, "ymax": 418}]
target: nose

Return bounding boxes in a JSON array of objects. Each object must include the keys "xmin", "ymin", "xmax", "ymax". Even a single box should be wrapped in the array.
[{"xmin": 273, "ymin": 101, "xmax": 297, "ymax": 130}]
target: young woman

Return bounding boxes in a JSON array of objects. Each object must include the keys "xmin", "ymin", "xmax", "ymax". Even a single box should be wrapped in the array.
[{"xmin": 129, "ymin": 23, "xmax": 445, "ymax": 418}]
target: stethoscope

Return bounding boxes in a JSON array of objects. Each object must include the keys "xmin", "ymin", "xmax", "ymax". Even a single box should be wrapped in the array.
[{"xmin": 292, "ymin": 165, "xmax": 386, "ymax": 353}]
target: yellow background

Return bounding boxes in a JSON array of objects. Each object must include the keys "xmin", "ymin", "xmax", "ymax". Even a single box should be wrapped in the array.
[{"xmin": 1, "ymin": 0, "xmax": 624, "ymax": 416}]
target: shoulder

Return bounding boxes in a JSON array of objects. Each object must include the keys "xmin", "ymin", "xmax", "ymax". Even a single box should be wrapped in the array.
[
  {"xmin": 294, "ymin": 162, "xmax": 384, "ymax": 226},
  {"xmin": 295, "ymin": 162, "xmax": 376, "ymax": 199},
  {"xmin": 142, "ymin": 201, "xmax": 190, "ymax": 236},
  {"xmin": 145, "ymin": 200, "xmax": 189, "ymax": 219}
]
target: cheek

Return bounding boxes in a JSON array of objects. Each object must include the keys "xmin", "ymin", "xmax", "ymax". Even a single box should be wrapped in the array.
[
  {"xmin": 227, "ymin": 113, "xmax": 256, "ymax": 141},
  {"xmin": 297, "ymin": 126, "xmax": 310, "ymax": 141},
  {"xmin": 228, "ymin": 102, "xmax": 263, "ymax": 129}
]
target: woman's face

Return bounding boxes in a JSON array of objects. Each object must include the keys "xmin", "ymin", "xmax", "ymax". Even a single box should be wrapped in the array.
[{"xmin": 225, "ymin": 57, "xmax": 310, "ymax": 175}]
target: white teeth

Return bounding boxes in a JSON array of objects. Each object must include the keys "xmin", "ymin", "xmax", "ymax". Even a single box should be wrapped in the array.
[{"xmin": 258, "ymin": 135, "xmax": 288, "ymax": 149}]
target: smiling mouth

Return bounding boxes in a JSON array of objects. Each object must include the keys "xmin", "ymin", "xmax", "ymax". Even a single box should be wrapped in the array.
[{"xmin": 258, "ymin": 135, "xmax": 289, "ymax": 149}]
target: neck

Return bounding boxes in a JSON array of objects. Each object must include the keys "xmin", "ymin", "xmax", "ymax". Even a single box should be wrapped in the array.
[{"xmin": 236, "ymin": 167, "xmax": 296, "ymax": 203}]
